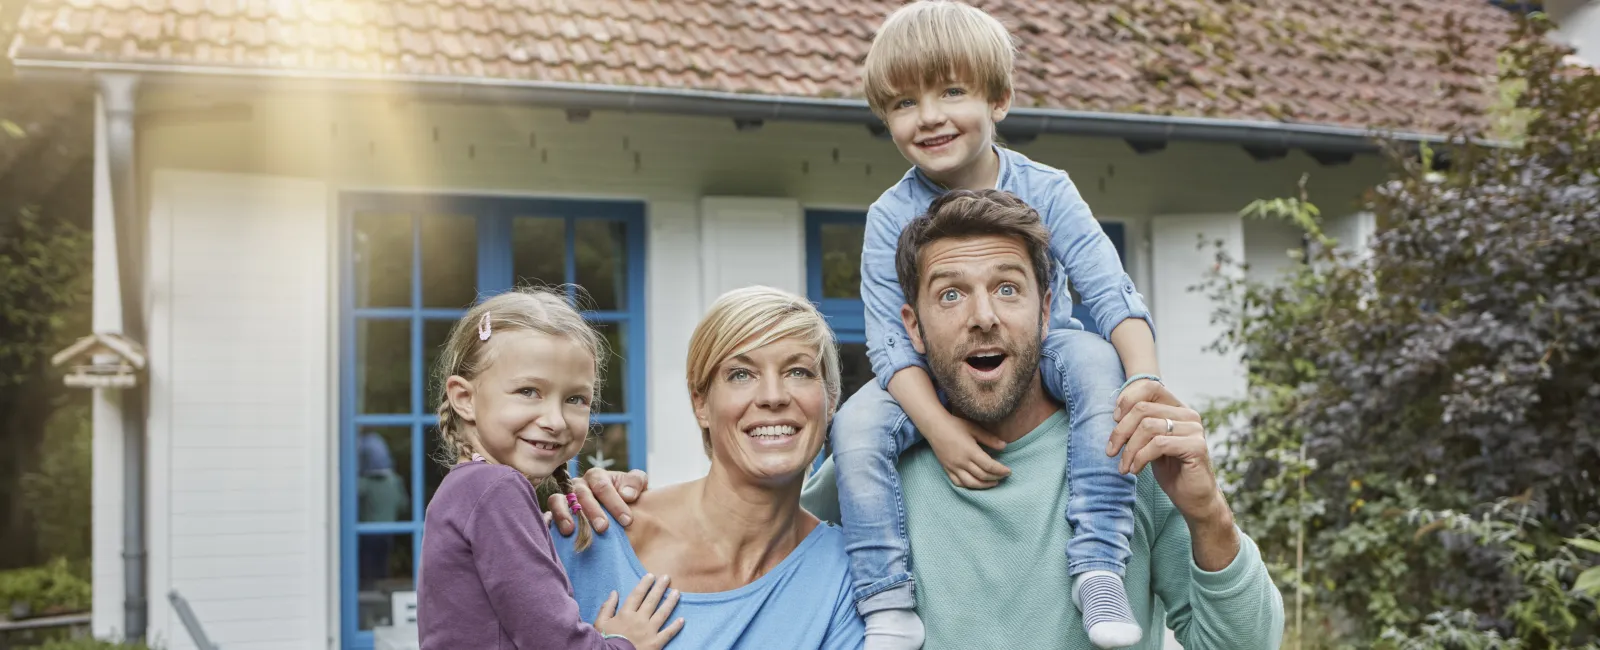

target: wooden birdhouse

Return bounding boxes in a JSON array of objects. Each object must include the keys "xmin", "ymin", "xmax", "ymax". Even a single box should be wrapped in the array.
[{"xmin": 50, "ymin": 332, "xmax": 147, "ymax": 389}]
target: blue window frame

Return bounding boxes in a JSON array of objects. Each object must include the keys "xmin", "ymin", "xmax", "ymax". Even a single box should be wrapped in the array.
[
  {"xmin": 337, "ymin": 194, "xmax": 647, "ymax": 649},
  {"xmin": 803, "ymin": 210, "xmax": 1128, "ymax": 409}
]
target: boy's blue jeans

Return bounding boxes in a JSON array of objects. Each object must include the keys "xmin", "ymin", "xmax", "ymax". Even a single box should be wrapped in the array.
[{"xmin": 830, "ymin": 328, "xmax": 1137, "ymax": 615}]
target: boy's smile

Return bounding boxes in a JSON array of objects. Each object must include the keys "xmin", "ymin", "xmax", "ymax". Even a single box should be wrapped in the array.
[{"xmin": 885, "ymin": 82, "xmax": 1011, "ymax": 190}]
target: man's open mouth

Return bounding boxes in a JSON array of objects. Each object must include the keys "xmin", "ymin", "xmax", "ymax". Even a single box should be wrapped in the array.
[{"xmin": 965, "ymin": 352, "xmax": 1006, "ymax": 372}]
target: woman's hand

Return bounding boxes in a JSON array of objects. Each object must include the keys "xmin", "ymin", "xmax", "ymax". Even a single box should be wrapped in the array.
[
  {"xmin": 548, "ymin": 468, "xmax": 651, "ymax": 535},
  {"xmin": 593, "ymin": 573, "xmax": 684, "ymax": 650}
]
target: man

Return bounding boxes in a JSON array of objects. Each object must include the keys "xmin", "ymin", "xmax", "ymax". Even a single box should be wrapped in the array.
[{"xmin": 555, "ymin": 190, "xmax": 1284, "ymax": 649}]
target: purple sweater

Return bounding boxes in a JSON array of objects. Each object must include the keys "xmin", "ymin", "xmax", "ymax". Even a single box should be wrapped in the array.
[{"xmin": 418, "ymin": 460, "xmax": 635, "ymax": 650}]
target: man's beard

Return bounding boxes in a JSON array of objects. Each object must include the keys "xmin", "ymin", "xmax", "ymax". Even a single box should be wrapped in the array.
[{"xmin": 919, "ymin": 314, "xmax": 1044, "ymax": 425}]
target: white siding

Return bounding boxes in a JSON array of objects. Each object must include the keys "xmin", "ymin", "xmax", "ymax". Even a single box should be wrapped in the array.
[{"xmin": 144, "ymin": 170, "xmax": 331, "ymax": 650}]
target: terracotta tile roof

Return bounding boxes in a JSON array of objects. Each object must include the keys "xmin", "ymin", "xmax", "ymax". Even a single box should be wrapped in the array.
[{"xmin": 7, "ymin": 0, "xmax": 1518, "ymax": 134}]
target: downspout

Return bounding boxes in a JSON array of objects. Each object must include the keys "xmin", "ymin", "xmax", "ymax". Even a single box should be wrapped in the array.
[{"xmin": 98, "ymin": 72, "xmax": 147, "ymax": 642}]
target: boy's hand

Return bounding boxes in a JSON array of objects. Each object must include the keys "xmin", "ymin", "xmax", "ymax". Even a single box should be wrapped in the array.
[
  {"xmin": 1113, "ymin": 376, "xmax": 1163, "ymax": 423},
  {"xmin": 924, "ymin": 416, "xmax": 1011, "ymax": 489}
]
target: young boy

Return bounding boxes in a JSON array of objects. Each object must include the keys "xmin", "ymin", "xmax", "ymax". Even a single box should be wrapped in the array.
[{"xmin": 831, "ymin": 2, "xmax": 1163, "ymax": 649}]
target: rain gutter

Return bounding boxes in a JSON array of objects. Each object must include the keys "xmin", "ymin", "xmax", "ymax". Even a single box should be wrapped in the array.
[{"xmin": 9, "ymin": 55, "xmax": 1480, "ymax": 156}]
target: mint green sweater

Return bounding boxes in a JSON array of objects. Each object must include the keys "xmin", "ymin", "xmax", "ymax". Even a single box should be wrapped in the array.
[{"xmin": 802, "ymin": 410, "xmax": 1284, "ymax": 649}]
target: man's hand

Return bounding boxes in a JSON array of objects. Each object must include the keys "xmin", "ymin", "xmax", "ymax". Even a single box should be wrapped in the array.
[
  {"xmin": 548, "ymin": 468, "xmax": 650, "ymax": 536},
  {"xmin": 924, "ymin": 415, "xmax": 1012, "ymax": 489},
  {"xmin": 1109, "ymin": 380, "xmax": 1239, "ymax": 570}
]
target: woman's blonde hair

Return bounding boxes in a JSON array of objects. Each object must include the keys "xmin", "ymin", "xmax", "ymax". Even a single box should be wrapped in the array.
[
  {"xmin": 685, "ymin": 286, "xmax": 842, "ymax": 458},
  {"xmin": 432, "ymin": 286, "xmax": 606, "ymax": 550},
  {"xmin": 862, "ymin": 0, "xmax": 1016, "ymax": 116}
]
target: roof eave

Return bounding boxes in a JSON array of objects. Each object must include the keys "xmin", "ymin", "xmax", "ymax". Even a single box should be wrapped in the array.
[{"xmin": 9, "ymin": 53, "xmax": 1493, "ymax": 155}]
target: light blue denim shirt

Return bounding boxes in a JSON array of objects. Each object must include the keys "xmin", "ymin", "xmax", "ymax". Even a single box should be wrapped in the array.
[{"xmin": 862, "ymin": 146, "xmax": 1152, "ymax": 388}]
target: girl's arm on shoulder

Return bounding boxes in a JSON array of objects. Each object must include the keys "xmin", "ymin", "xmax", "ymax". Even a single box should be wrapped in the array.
[{"xmin": 466, "ymin": 471, "xmax": 634, "ymax": 650}]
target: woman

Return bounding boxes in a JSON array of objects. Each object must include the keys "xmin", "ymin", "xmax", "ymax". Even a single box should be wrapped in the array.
[{"xmin": 548, "ymin": 285, "xmax": 865, "ymax": 649}]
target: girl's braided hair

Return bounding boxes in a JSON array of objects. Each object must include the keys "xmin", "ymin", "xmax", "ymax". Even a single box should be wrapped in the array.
[{"xmin": 432, "ymin": 286, "xmax": 606, "ymax": 551}]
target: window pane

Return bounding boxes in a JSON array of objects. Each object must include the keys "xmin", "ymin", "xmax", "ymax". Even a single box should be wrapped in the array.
[
  {"xmin": 358, "ymin": 319, "xmax": 411, "ymax": 414},
  {"xmin": 820, "ymin": 222, "xmax": 865, "ymax": 299},
  {"xmin": 357, "ymin": 427, "xmax": 413, "ymax": 523},
  {"xmin": 837, "ymin": 342, "xmax": 873, "ymax": 407},
  {"xmin": 574, "ymin": 220, "xmax": 626, "ymax": 311},
  {"xmin": 512, "ymin": 217, "xmax": 567, "ymax": 290},
  {"xmin": 353, "ymin": 213, "xmax": 413, "ymax": 309},
  {"xmin": 420, "ymin": 214, "xmax": 478, "ymax": 309},
  {"xmin": 592, "ymin": 322, "xmax": 627, "ymax": 412},
  {"xmin": 423, "ymin": 319, "xmax": 457, "ymax": 411},
  {"xmin": 356, "ymin": 533, "xmax": 414, "ymax": 631},
  {"xmin": 424, "ymin": 425, "xmax": 450, "ymax": 509},
  {"xmin": 579, "ymin": 423, "xmax": 630, "ymax": 474}
]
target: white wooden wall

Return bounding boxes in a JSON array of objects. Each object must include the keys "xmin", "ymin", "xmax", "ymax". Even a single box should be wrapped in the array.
[{"xmin": 142, "ymin": 171, "xmax": 331, "ymax": 649}]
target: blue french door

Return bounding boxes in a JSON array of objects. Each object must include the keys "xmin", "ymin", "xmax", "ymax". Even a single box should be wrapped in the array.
[{"xmin": 337, "ymin": 194, "xmax": 647, "ymax": 649}]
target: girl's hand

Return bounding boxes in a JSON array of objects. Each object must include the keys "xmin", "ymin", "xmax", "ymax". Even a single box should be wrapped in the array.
[
  {"xmin": 593, "ymin": 573, "xmax": 685, "ymax": 650},
  {"xmin": 924, "ymin": 415, "xmax": 1011, "ymax": 489}
]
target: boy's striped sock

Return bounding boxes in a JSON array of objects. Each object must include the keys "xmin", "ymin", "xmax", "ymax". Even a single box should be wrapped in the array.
[
  {"xmin": 863, "ymin": 608, "xmax": 924, "ymax": 650},
  {"xmin": 1073, "ymin": 570, "xmax": 1143, "ymax": 649}
]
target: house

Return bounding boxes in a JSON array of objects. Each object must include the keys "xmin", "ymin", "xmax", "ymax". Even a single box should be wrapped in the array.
[{"xmin": 5, "ymin": 0, "xmax": 1518, "ymax": 648}]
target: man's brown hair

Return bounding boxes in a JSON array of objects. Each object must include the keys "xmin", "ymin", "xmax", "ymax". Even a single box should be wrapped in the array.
[{"xmin": 895, "ymin": 189, "xmax": 1054, "ymax": 310}]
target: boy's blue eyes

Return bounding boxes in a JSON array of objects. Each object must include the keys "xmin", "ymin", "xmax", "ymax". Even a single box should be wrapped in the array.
[{"xmin": 894, "ymin": 88, "xmax": 969, "ymax": 109}]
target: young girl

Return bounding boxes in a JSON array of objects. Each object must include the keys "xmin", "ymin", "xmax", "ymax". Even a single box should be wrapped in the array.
[{"xmin": 417, "ymin": 287, "xmax": 684, "ymax": 650}]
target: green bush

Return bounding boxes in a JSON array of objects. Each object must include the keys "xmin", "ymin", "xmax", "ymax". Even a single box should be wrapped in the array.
[
  {"xmin": 19, "ymin": 401, "xmax": 92, "ymax": 565},
  {"xmin": 0, "ymin": 558, "xmax": 91, "ymax": 617},
  {"xmin": 1202, "ymin": 14, "xmax": 1600, "ymax": 649}
]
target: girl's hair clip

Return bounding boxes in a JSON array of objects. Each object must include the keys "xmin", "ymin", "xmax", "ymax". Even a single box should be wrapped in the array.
[
  {"xmin": 566, "ymin": 492, "xmax": 583, "ymax": 514},
  {"xmin": 478, "ymin": 311, "xmax": 493, "ymax": 341}
]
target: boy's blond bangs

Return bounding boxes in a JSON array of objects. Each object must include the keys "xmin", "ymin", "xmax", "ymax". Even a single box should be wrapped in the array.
[{"xmin": 863, "ymin": 1, "xmax": 1015, "ymax": 115}]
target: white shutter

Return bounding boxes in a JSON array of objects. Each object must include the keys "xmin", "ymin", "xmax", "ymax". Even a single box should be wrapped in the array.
[
  {"xmin": 698, "ymin": 197, "xmax": 805, "ymax": 306},
  {"xmin": 1149, "ymin": 213, "xmax": 1247, "ymax": 410}
]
